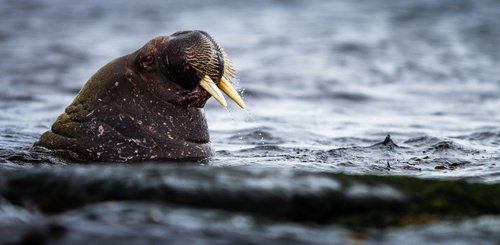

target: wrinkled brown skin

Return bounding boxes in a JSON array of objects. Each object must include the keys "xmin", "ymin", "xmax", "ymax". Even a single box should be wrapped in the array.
[{"xmin": 33, "ymin": 31, "xmax": 222, "ymax": 162}]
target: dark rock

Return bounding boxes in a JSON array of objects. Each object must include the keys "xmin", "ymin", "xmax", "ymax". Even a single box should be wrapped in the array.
[{"xmin": 1, "ymin": 166, "xmax": 499, "ymax": 227}]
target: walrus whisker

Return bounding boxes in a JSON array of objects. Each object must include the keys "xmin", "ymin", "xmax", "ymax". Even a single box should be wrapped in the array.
[
  {"xmin": 220, "ymin": 47, "xmax": 238, "ymax": 79},
  {"xmin": 184, "ymin": 34, "xmax": 221, "ymax": 80}
]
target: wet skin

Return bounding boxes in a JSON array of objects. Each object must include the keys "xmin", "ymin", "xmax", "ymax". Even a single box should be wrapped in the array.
[{"xmin": 33, "ymin": 31, "xmax": 226, "ymax": 162}]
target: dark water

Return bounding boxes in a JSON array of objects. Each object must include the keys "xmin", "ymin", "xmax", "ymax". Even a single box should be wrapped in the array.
[{"xmin": 1, "ymin": 0, "xmax": 500, "ymax": 244}]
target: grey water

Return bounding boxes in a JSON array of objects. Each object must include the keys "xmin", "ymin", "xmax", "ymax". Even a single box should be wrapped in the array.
[{"xmin": 0, "ymin": 0, "xmax": 500, "ymax": 244}]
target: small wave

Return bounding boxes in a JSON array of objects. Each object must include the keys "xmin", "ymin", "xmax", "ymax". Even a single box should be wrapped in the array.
[
  {"xmin": 391, "ymin": 0, "xmax": 474, "ymax": 23},
  {"xmin": 317, "ymin": 91, "xmax": 372, "ymax": 102},
  {"xmin": 404, "ymin": 135, "xmax": 442, "ymax": 146},
  {"xmin": 426, "ymin": 141, "xmax": 462, "ymax": 152},
  {"xmin": 0, "ymin": 93, "xmax": 39, "ymax": 103},
  {"xmin": 237, "ymin": 145, "xmax": 285, "ymax": 153},
  {"xmin": 333, "ymin": 42, "xmax": 371, "ymax": 56},
  {"xmin": 454, "ymin": 131, "xmax": 500, "ymax": 144},
  {"xmin": 0, "ymin": 148, "xmax": 65, "ymax": 167},
  {"xmin": 299, "ymin": 83, "xmax": 373, "ymax": 102},
  {"xmin": 228, "ymin": 127, "xmax": 284, "ymax": 145}
]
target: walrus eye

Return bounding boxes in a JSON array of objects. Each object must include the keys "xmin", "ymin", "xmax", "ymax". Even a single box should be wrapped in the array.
[{"xmin": 142, "ymin": 55, "xmax": 155, "ymax": 67}]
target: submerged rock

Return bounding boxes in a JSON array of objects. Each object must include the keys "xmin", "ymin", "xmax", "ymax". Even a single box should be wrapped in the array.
[{"xmin": 371, "ymin": 134, "xmax": 400, "ymax": 149}]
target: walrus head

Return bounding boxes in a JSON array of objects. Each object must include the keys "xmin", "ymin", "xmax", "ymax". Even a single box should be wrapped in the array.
[{"xmin": 33, "ymin": 30, "xmax": 245, "ymax": 162}]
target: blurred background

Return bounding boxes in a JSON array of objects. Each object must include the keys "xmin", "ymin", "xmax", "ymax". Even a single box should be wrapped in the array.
[{"xmin": 1, "ymin": 0, "xmax": 500, "ymax": 244}]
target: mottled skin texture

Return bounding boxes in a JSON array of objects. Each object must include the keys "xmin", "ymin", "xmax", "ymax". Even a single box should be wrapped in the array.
[{"xmin": 34, "ymin": 31, "xmax": 223, "ymax": 162}]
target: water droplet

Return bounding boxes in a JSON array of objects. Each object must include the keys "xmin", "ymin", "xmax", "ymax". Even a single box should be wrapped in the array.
[
  {"xmin": 243, "ymin": 109, "xmax": 256, "ymax": 121},
  {"xmin": 258, "ymin": 132, "xmax": 265, "ymax": 145}
]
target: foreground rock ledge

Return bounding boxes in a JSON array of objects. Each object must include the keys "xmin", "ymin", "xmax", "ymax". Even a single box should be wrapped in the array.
[{"xmin": 1, "ymin": 165, "xmax": 499, "ymax": 227}]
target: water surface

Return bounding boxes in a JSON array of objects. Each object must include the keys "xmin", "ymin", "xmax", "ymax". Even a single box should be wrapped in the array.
[{"xmin": 1, "ymin": 0, "xmax": 499, "ymax": 244}]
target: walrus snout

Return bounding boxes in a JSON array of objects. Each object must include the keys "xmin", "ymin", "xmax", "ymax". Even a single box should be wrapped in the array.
[
  {"xmin": 164, "ymin": 30, "xmax": 246, "ymax": 109},
  {"xmin": 163, "ymin": 30, "xmax": 224, "ymax": 91}
]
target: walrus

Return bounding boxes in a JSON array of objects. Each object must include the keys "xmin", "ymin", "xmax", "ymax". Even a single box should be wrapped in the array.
[{"xmin": 33, "ymin": 30, "xmax": 245, "ymax": 162}]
